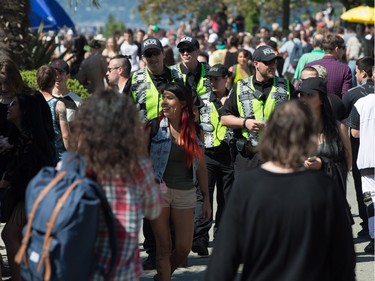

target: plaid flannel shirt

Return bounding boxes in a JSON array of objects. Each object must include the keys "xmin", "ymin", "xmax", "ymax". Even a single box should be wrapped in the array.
[{"xmin": 90, "ymin": 158, "xmax": 161, "ymax": 281}]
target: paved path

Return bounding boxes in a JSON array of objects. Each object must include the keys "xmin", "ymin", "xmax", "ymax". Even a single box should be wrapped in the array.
[
  {"xmin": 0, "ymin": 173, "xmax": 373, "ymax": 280},
  {"xmin": 140, "ymin": 172, "xmax": 374, "ymax": 281}
]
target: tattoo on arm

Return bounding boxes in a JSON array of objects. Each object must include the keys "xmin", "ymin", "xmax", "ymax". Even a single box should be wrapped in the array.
[{"xmin": 56, "ymin": 102, "xmax": 68, "ymax": 122}]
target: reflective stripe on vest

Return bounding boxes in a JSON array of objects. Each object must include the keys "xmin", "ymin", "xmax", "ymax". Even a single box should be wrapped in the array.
[
  {"xmin": 131, "ymin": 69, "xmax": 161, "ymax": 123},
  {"xmin": 170, "ymin": 63, "xmax": 211, "ymax": 100},
  {"xmin": 200, "ymin": 99, "xmax": 229, "ymax": 148},
  {"xmin": 237, "ymin": 76, "xmax": 290, "ymax": 144}
]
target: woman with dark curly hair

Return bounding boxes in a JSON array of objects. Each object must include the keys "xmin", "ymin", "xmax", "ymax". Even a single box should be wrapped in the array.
[
  {"xmin": 69, "ymin": 89, "xmax": 162, "ymax": 281},
  {"xmin": 149, "ymin": 82, "xmax": 211, "ymax": 281}
]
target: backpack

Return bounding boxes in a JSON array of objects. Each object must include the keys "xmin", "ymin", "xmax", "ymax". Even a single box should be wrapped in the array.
[
  {"xmin": 289, "ymin": 41, "xmax": 303, "ymax": 69},
  {"xmin": 15, "ymin": 152, "xmax": 117, "ymax": 281}
]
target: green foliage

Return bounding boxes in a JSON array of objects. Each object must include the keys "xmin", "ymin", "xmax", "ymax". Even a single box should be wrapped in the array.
[
  {"xmin": 20, "ymin": 70, "xmax": 90, "ymax": 100},
  {"xmin": 104, "ymin": 14, "xmax": 126, "ymax": 38},
  {"xmin": 29, "ymin": 23, "xmax": 59, "ymax": 70},
  {"xmin": 135, "ymin": 0, "xmax": 316, "ymax": 33},
  {"xmin": 138, "ymin": 0, "xmax": 226, "ymax": 25},
  {"xmin": 21, "ymin": 70, "xmax": 38, "ymax": 89},
  {"xmin": 66, "ymin": 79, "xmax": 91, "ymax": 100}
]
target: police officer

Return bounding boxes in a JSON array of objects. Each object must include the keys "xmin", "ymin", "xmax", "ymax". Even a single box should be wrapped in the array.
[
  {"xmin": 131, "ymin": 37, "xmax": 174, "ymax": 124},
  {"xmin": 193, "ymin": 64, "xmax": 234, "ymax": 255},
  {"xmin": 221, "ymin": 45, "xmax": 294, "ymax": 175},
  {"xmin": 170, "ymin": 36, "xmax": 214, "ymax": 256},
  {"xmin": 170, "ymin": 36, "xmax": 211, "ymax": 102},
  {"xmin": 131, "ymin": 37, "xmax": 174, "ymax": 270}
]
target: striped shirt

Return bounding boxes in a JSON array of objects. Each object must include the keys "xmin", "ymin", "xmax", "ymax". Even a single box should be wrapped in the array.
[{"xmin": 90, "ymin": 159, "xmax": 161, "ymax": 281}]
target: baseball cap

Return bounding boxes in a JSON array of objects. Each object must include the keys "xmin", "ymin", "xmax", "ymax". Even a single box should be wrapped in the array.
[
  {"xmin": 297, "ymin": 77, "xmax": 327, "ymax": 95},
  {"xmin": 151, "ymin": 25, "xmax": 160, "ymax": 32},
  {"xmin": 141, "ymin": 37, "xmax": 163, "ymax": 54},
  {"xmin": 177, "ymin": 36, "xmax": 200, "ymax": 50},
  {"xmin": 50, "ymin": 59, "xmax": 70, "ymax": 73},
  {"xmin": 311, "ymin": 65, "xmax": 327, "ymax": 80},
  {"xmin": 252, "ymin": 45, "xmax": 282, "ymax": 62},
  {"xmin": 208, "ymin": 33, "xmax": 218, "ymax": 44},
  {"xmin": 206, "ymin": 64, "xmax": 229, "ymax": 77}
]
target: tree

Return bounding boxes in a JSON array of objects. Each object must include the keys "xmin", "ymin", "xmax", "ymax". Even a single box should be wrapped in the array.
[
  {"xmin": 103, "ymin": 14, "xmax": 126, "ymax": 39},
  {"xmin": 136, "ymin": 0, "xmax": 311, "ymax": 33},
  {"xmin": 0, "ymin": 0, "xmax": 100, "ymax": 69},
  {"xmin": 0, "ymin": 0, "xmax": 33, "ymax": 68}
]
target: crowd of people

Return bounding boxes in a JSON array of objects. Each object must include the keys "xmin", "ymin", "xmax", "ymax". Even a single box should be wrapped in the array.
[{"xmin": 0, "ymin": 4, "xmax": 374, "ymax": 281}]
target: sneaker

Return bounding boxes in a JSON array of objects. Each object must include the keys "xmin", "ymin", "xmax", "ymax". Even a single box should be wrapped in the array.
[
  {"xmin": 142, "ymin": 256, "xmax": 156, "ymax": 270},
  {"xmin": 192, "ymin": 240, "xmax": 209, "ymax": 256},
  {"xmin": 364, "ymin": 240, "xmax": 374, "ymax": 255},
  {"xmin": 357, "ymin": 229, "xmax": 370, "ymax": 239}
]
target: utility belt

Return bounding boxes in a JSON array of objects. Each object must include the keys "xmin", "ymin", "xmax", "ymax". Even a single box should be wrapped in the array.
[
  {"xmin": 205, "ymin": 142, "xmax": 230, "ymax": 158},
  {"xmin": 228, "ymin": 138, "xmax": 257, "ymax": 160}
]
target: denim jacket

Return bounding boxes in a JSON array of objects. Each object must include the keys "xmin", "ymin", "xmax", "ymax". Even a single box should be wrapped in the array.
[{"xmin": 150, "ymin": 117, "xmax": 201, "ymax": 184}]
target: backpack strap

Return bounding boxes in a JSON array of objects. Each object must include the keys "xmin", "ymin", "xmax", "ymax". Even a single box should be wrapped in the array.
[
  {"xmin": 60, "ymin": 152, "xmax": 118, "ymax": 278},
  {"xmin": 232, "ymin": 64, "xmax": 237, "ymax": 78},
  {"xmin": 15, "ymin": 171, "xmax": 67, "ymax": 267},
  {"xmin": 37, "ymin": 179, "xmax": 83, "ymax": 281},
  {"xmin": 60, "ymin": 152, "xmax": 86, "ymax": 177}
]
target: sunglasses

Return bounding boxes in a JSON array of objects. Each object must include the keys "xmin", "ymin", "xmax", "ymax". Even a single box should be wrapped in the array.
[
  {"xmin": 107, "ymin": 66, "xmax": 120, "ymax": 73},
  {"xmin": 208, "ymin": 76, "xmax": 225, "ymax": 82},
  {"xmin": 143, "ymin": 49, "xmax": 162, "ymax": 58},
  {"xmin": 262, "ymin": 60, "xmax": 277, "ymax": 66},
  {"xmin": 179, "ymin": 47, "xmax": 195, "ymax": 53},
  {"xmin": 299, "ymin": 92, "xmax": 318, "ymax": 97}
]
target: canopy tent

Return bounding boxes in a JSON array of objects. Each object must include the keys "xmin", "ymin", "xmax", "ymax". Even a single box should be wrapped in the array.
[
  {"xmin": 340, "ymin": 6, "xmax": 375, "ymax": 25},
  {"xmin": 29, "ymin": 0, "xmax": 76, "ymax": 33}
]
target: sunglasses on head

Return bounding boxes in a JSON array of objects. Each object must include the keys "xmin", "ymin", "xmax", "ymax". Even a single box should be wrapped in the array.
[
  {"xmin": 143, "ymin": 49, "xmax": 162, "ymax": 58},
  {"xmin": 179, "ymin": 47, "xmax": 195, "ymax": 53}
]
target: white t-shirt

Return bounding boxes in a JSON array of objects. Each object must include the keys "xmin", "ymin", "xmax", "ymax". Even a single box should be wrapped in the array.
[
  {"xmin": 348, "ymin": 94, "xmax": 375, "ymax": 170},
  {"xmin": 120, "ymin": 42, "xmax": 139, "ymax": 72}
]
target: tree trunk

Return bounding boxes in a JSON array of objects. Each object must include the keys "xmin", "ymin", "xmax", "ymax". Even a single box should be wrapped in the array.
[
  {"xmin": 282, "ymin": 0, "xmax": 290, "ymax": 32},
  {"xmin": 0, "ymin": 0, "xmax": 32, "ymax": 69}
]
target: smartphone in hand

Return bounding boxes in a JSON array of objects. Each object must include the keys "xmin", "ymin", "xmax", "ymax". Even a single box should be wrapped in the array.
[{"xmin": 307, "ymin": 156, "xmax": 317, "ymax": 162}]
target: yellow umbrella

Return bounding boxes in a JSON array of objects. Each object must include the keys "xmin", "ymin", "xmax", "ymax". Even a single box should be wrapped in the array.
[{"xmin": 340, "ymin": 6, "xmax": 375, "ymax": 24}]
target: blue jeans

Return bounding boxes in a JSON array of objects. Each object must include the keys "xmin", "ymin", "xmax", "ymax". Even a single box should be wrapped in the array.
[{"xmin": 348, "ymin": 60, "xmax": 357, "ymax": 87}]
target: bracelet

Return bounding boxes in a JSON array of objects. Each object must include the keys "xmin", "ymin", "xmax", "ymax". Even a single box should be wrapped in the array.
[{"xmin": 242, "ymin": 117, "xmax": 250, "ymax": 128}]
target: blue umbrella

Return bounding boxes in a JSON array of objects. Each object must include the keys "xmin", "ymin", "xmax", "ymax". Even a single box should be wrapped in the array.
[{"xmin": 29, "ymin": 0, "xmax": 76, "ymax": 32}]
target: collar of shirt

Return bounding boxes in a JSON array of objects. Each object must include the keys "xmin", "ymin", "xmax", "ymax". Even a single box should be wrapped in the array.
[
  {"xmin": 209, "ymin": 88, "xmax": 229, "ymax": 103},
  {"xmin": 322, "ymin": 55, "xmax": 337, "ymax": 61},
  {"xmin": 149, "ymin": 66, "xmax": 173, "ymax": 92},
  {"xmin": 252, "ymin": 76, "xmax": 274, "ymax": 95},
  {"xmin": 180, "ymin": 62, "xmax": 202, "ymax": 85}
]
